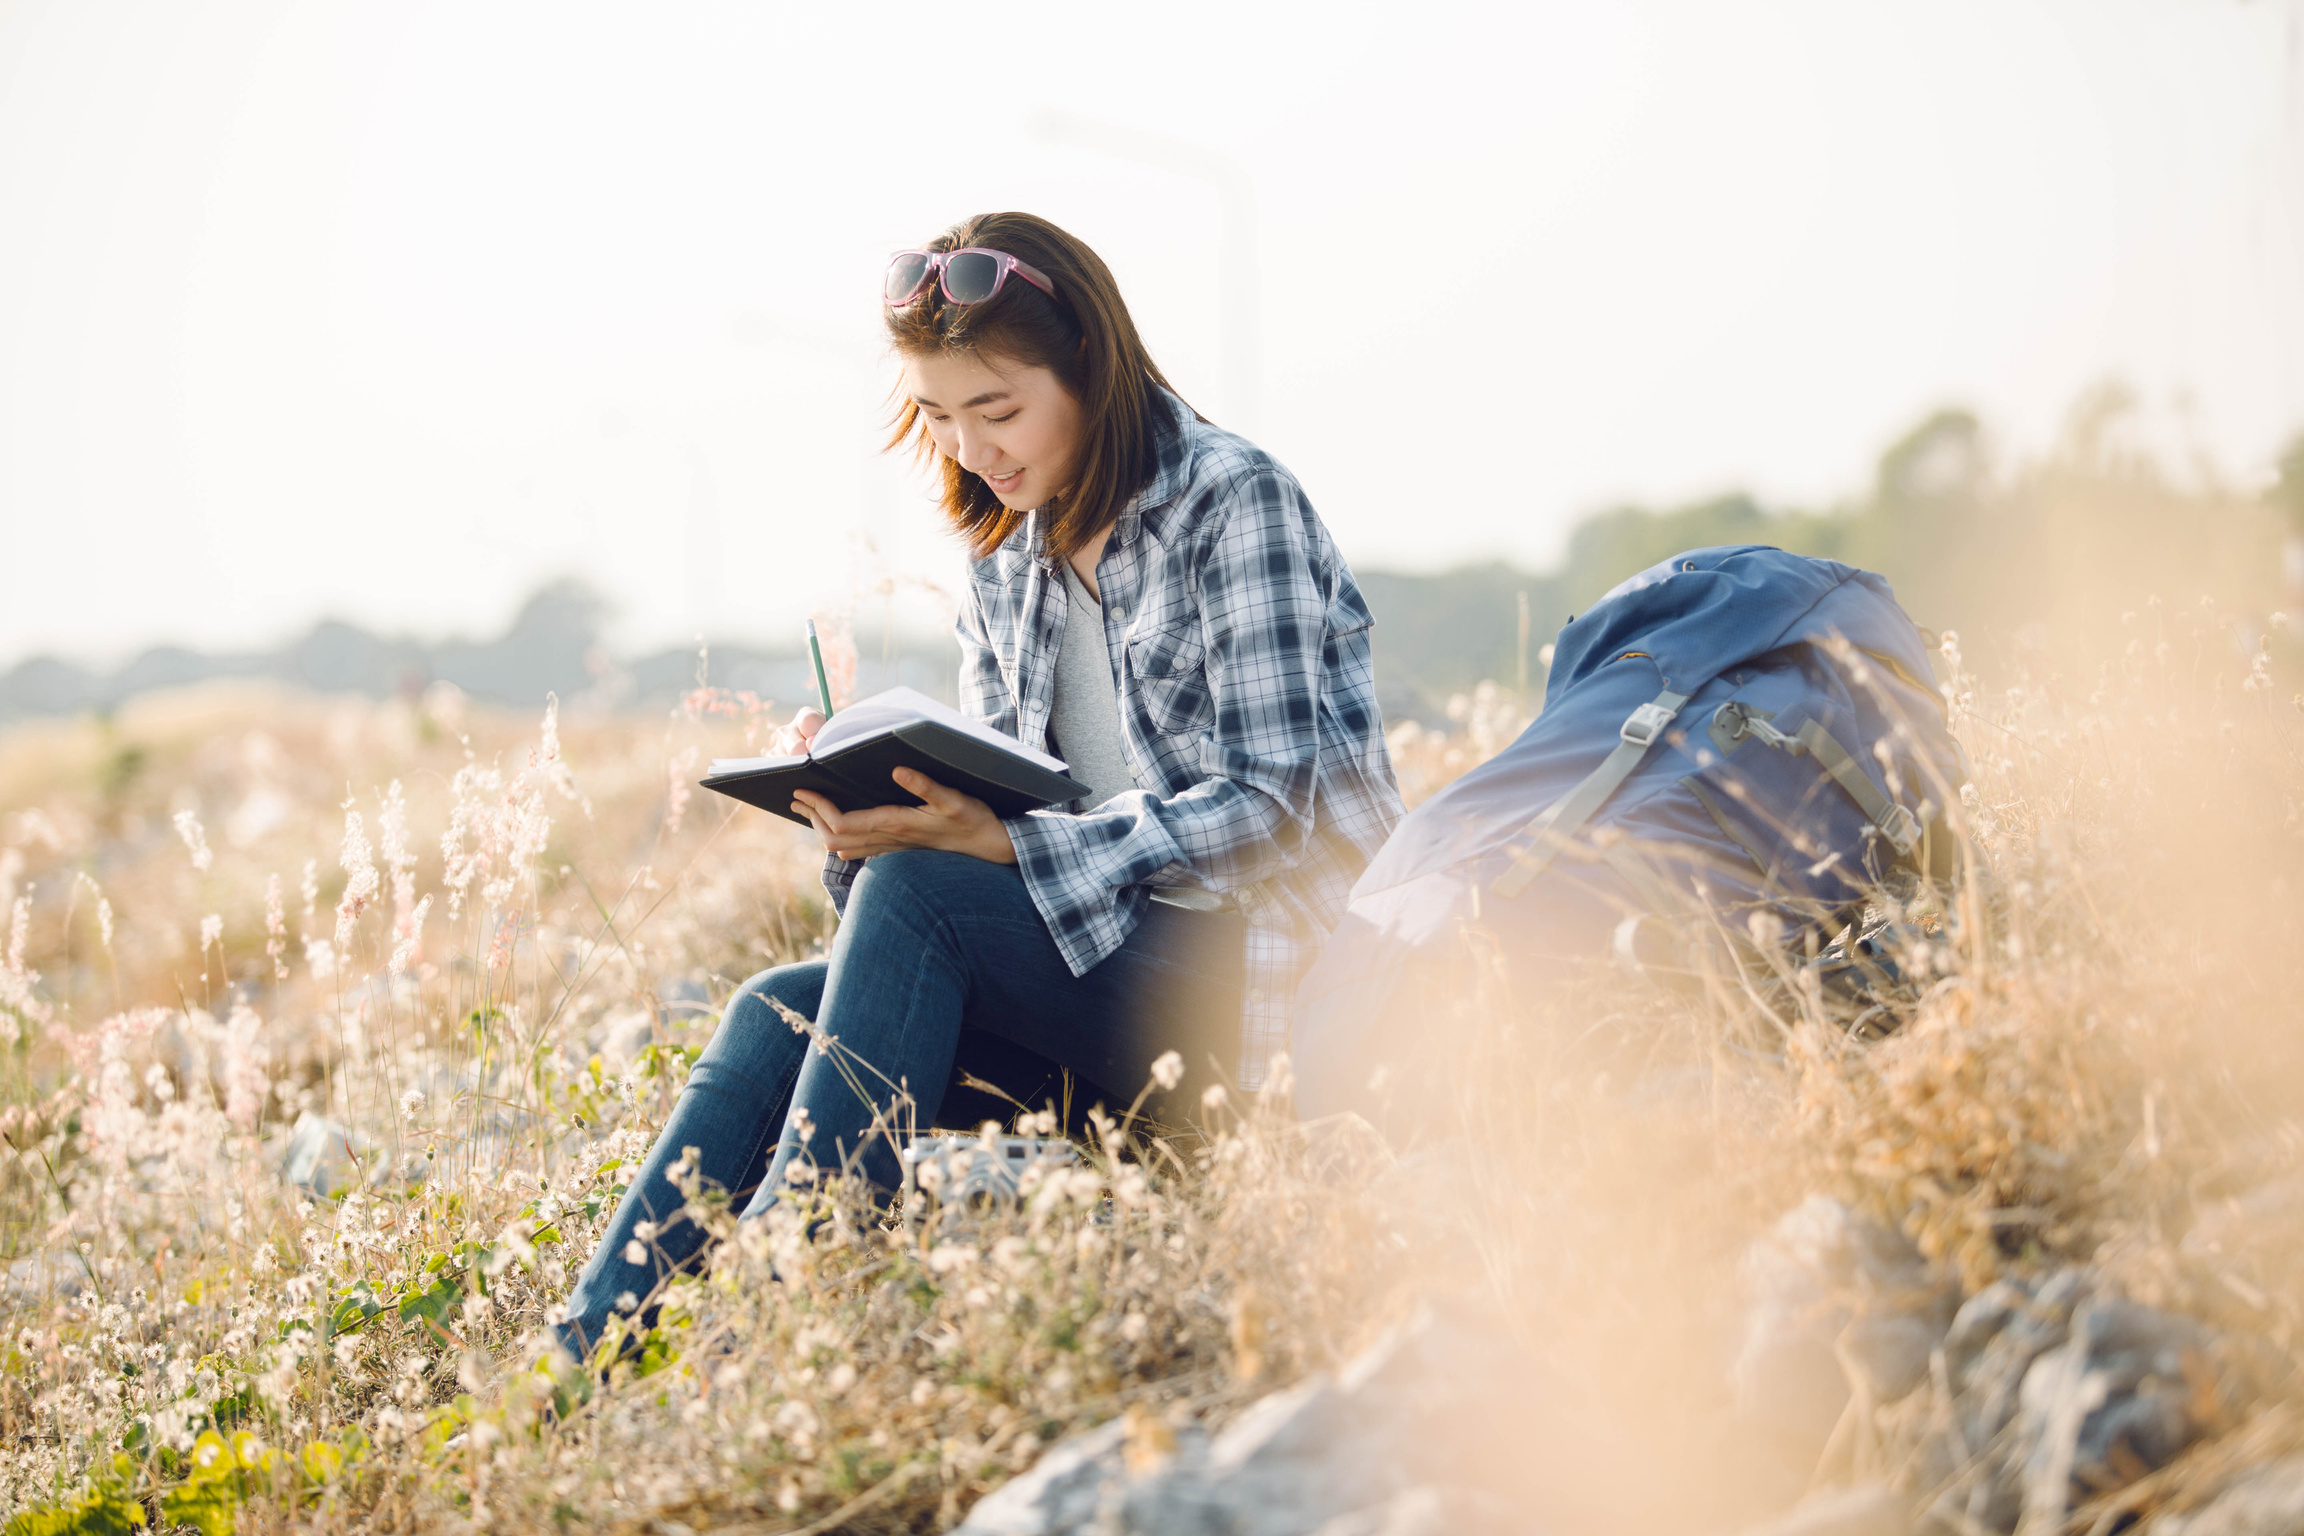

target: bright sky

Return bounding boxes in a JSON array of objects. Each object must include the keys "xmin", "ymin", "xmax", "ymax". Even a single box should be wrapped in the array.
[{"xmin": 0, "ymin": 0, "xmax": 2297, "ymax": 664}]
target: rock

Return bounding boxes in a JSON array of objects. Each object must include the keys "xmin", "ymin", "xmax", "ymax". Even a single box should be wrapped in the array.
[
  {"xmin": 1738, "ymin": 1484, "xmax": 1908, "ymax": 1536},
  {"xmin": 5, "ymin": 1254, "xmax": 86, "ymax": 1303},
  {"xmin": 956, "ymin": 1419, "xmax": 1134, "ymax": 1536},
  {"xmin": 1914, "ymin": 1275, "xmax": 2244, "ymax": 1535},
  {"xmin": 953, "ymin": 1302, "xmax": 1565, "ymax": 1536},
  {"xmin": 901, "ymin": 1134, "xmax": 1083, "ymax": 1216},
  {"xmin": 1836, "ymin": 1313, "xmax": 1940, "ymax": 1406},
  {"xmin": 1306, "ymin": 1486, "xmax": 1519, "ymax": 1536},
  {"xmin": 1733, "ymin": 1197, "xmax": 1956, "ymax": 1466},
  {"xmin": 1942, "ymin": 1270, "xmax": 2092, "ymax": 1456},
  {"xmin": 278, "ymin": 1109, "xmax": 374, "ymax": 1196},
  {"xmin": 2159, "ymin": 1457, "xmax": 2304, "ymax": 1536},
  {"xmin": 1116, "ymin": 1378, "xmax": 1400, "ymax": 1536},
  {"xmin": 2017, "ymin": 1298, "xmax": 2217, "ymax": 1528},
  {"xmin": 1305, "ymin": 1488, "xmax": 1447, "ymax": 1536},
  {"xmin": 1905, "ymin": 1268, "xmax": 2092, "ymax": 1533}
]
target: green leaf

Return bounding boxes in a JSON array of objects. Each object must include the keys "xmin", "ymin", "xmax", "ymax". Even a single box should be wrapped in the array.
[
  {"xmin": 396, "ymin": 1272, "xmax": 463, "ymax": 1329},
  {"xmin": 203, "ymin": 1387, "xmax": 259, "ymax": 1434},
  {"xmin": 324, "ymin": 1280, "xmax": 385, "ymax": 1339}
]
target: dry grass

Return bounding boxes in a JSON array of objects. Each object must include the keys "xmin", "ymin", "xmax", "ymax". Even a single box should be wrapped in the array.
[{"xmin": 1, "ymin": 597, "xmax": 2300, "ymax": 1534}]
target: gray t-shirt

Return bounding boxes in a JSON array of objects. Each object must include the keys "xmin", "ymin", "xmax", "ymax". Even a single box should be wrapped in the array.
[
  {"xmin": 1049, "ymin": 562, "xmax": 1139, "ymax": 809},
  {"xmin": 1050, "ymin": 559, "xmax": 1234, "ymax": 911},
  {"xmin": 1049, "ymin": 562, "xmax": 1230, "ymax": 913}
]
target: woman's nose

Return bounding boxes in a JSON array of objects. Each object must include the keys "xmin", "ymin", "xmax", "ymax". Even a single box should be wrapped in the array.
[{"xmin": 953, "ymin": 425, "xmax": 996, "ymax": 473}]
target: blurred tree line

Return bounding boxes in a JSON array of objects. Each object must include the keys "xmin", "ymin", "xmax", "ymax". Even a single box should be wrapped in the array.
[
  {"xmin": 1362, "ymin": 388, "xmax": 2301, "ymax": 723},
  {"xmin": 6, "ymin": 391, "xmax": 2295, "ymax": 730}
]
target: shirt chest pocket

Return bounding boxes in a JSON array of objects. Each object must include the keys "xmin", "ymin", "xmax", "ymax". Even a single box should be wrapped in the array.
[{"xmin": 1125, "ymin": 621, "xmax": 1213, "ymax": 737}]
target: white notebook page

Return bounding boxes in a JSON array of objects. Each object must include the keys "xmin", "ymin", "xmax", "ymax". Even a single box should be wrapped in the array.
[{"xmin": 709, "ymin": 686, "xmax": 1069, "ymax": 777}]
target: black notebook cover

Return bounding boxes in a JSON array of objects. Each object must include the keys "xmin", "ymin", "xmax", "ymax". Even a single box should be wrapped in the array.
[{"xmin": 700, "ymin": 721, "xmax": 1090, "ymax": 826}]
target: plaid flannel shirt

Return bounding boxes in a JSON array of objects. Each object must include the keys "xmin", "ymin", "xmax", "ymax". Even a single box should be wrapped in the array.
[{"xmin": 822, "ymin": 389, "xmax": 1403, "ymax": 1089}]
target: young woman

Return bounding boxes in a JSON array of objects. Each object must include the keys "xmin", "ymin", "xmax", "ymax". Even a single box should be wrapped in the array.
[{"xmin": 553, "ymin": 211, "xmax": 1402, "ymax": 1359}]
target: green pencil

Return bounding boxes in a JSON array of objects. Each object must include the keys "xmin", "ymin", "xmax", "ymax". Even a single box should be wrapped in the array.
[{"xmin": 806, "ymin": 620, "xmax": 835, "ymax": 718}]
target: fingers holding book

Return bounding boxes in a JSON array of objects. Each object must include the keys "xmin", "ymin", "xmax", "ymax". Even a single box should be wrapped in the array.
[
  {"xmin": 791, "ymin": 767, "xmax": 1018, "ymax": 867},
  {"xmin": 768, "ymin": 708, "xmax": 826, "ymax": 758}
]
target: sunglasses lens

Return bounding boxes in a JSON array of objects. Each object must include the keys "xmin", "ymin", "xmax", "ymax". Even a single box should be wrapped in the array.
[
  {"xmin": 884, "ymin": 253, "xmax": 932, "ymax": 305},
  {"xmin": 941, "ymin": 250, "xmax": 1004, "ymax": 304}
]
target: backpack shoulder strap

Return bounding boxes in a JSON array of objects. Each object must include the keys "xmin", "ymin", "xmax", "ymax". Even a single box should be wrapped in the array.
[{"xmin": 1492, "ymin": 688, "xmax": 1690, "ymax": 898}]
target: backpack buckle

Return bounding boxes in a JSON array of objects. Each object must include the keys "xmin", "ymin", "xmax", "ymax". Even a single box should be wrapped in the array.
[
  {"xmin": 1620, "ymin": 702, "xmax": 1677, "ymax": 749},
  {"xmin": 1875, "ymin": 802, "xmax": 1922, "ymax": 857}
]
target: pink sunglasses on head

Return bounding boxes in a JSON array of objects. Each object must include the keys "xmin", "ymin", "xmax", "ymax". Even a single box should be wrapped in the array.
[{"xmin": 884, "ymin": 247, "xmax": 1057, "ymax": 308}]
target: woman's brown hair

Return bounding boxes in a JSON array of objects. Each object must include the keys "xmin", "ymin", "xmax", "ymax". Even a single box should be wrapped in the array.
[{"xmin": 885, "ymin": 212, "xmax": 1191, "ymax": 563}]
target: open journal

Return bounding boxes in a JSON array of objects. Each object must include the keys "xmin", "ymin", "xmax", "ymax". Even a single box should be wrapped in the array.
[{"xmin": 700, "ymin": 686, "xmax": 1090, "ymax": 827}]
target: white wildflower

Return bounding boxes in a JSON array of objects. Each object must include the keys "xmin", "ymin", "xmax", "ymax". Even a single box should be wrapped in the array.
[
  {"xmin": 172, "ymin": 810, "xmax": 213, "ymax": 872},
  {"xmin": 1149, "ymin": 1050, "xmax": 1184, "ymax": 1092},
  {"xmin": 334, "ymin": 808, "xmax": 378, "ymax": 950},
  {"xmin": 0, "ymin": 892, "xmax": 46, "ymax": 1033},
  {"xmin": 265, "ymin": 874, "xmax": 287, "ymax": 980},
  {"xmin": 220, "ymin": 1005, "xmax": 268, "ymax": 1130},
  {"xmin": 665, "ymin": 746, "xmax": 698, "ymax": 835},
  {"xmin": 76, "ymin": 872, "xmax": 114, "ymax": 950},
  {"xmin": 388, "ymin": 894, "xmax": 431, "ymax": 975}
]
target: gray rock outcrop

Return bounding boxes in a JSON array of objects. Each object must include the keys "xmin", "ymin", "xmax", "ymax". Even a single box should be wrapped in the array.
[{"xmin": 954, "ymin": 1301, "xmax": 1570, "ymax": 1536}]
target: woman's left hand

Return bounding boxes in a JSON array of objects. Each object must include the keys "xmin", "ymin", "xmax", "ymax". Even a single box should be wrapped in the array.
[{"xmin": 791, "ymin": 768, "xmax": 1017, "ymax": 865}]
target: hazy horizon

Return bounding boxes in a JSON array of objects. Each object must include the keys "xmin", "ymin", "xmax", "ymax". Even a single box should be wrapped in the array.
[{"xmin": 2, "ymin": 0, "xmax": 2298, "ymax": 669}]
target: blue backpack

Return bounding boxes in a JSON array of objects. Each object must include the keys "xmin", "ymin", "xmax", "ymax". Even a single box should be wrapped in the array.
[{"xmin": 1293, "ymin": 545, "xmax": 1964, "ymax": 1120}]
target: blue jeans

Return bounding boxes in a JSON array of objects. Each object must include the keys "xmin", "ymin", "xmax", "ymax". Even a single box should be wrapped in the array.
[{"xmin": 555, "ymin": 849, "xmax": 1243, "ymax": 1357}]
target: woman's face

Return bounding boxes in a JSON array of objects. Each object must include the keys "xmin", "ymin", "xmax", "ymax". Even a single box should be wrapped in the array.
[{"xmin": 901, "ymin": 349, "xmax": 1082, "ymax": 512}]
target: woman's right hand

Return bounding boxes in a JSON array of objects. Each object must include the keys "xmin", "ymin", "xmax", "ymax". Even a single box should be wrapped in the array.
[{"xmin": 772, "ymin": 708, "xmax": 825, "ymax": 757}]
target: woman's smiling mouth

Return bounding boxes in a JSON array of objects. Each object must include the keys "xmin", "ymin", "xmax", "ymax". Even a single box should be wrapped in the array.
[{"xmin": 984, "ymin": 468, "xmax": 1025, "ymax": 495}]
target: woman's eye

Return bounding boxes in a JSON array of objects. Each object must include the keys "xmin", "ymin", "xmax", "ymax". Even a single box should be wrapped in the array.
[{"xmin": 987, "ymin": 410, "xmax": 1019, "ymax": 424}]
